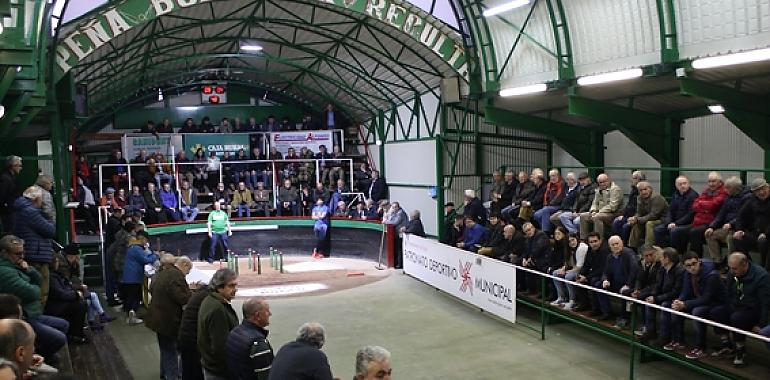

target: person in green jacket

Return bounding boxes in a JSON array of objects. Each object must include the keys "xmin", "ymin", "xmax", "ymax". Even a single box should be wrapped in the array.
[
  {"xmin": 207, "ymin": 201, "xmax": 232, "ymax": 263},
  {"xmin": 197, "ymin": 268, "xmax": 239, "ymax": 380}
]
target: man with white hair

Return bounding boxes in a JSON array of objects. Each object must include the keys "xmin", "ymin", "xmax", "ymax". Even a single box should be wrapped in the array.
[
  {"xmin": 705, "ymin": 176, "xmax": 751, "ymax": 268},
  {"xmin": 355, "ymin": 346, "xmax": 392, "ymax": 380},
  {"xmin": 12, "ymin": 186, "xmax": 56, "ymax": 305},
  {"xmin": 579, "ymin": 174, "xmax": 623, "ymax": 240},
  {"xmin": 384, "ymin": 202, "xmax": 409, "ymax": 268},
  {"xmin": 268, "ymin": 322, "xmax": 335, "ymax": 380},
  {"xmin": 35, "ymin": 174, "xmax": 56, "ymax": 222},
  {"xmin": 463, "ymin": 189, "xmax": 486, "ymax": 226}
]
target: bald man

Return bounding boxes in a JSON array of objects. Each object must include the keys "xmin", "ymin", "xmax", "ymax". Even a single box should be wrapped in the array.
[
  {"xmin": 709, "ymin": 252, "xmax": 770, "ymax": 367},
  {"xmin": 227, "ymin": 298, "xmax": 274, "ymax": 380},
  {"xmin": 0, "ymin": 319, "xmax": 36, "ymax": 376},
  {"xmin": 579, "ymin": 174, "xmax": 623, "ymax": 240}
]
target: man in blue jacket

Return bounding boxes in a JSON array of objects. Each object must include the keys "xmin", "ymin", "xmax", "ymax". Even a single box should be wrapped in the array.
[
  {"xmin": 12, "ymin": 186, "xmax": 55, "ymax": 306},
  {"xmin": 709, "ymin": 252, "xmax": 770, "ymax": 367},
  {"xmin": 669, "ymin": 252, "xmax": 726, "ymax": 360},
  {"xmin": 457, "ymin": 216, "xmax": 487, "ymax": 253},
  {"xmin": 597, "ymin": 236, "xmax": 639, "ymax": 328},
  {"xmin": 654, "ymin": 176, "xmax": 698, "ymax": 254},
  {"xmin": 227, "ymin": 298, "xmax": 274, "ymax": 380}
]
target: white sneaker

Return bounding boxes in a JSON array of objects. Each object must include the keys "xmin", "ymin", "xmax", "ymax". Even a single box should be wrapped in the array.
[
  {"xmin": 562, "ymin": 301, "xmax": 575, "ymax": 310},
  {"xmin": 550, "ymin": 298, "xmax": 566, "ymax": 306},
  {"xmin": 126, "ymin": 310, "xmax": 143, "ymax": 325}
]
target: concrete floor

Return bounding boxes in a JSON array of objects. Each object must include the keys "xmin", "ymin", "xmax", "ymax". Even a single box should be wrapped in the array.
[{"xmin": 110, "ymin": 271, "xmax": 697, "ymax": 380}]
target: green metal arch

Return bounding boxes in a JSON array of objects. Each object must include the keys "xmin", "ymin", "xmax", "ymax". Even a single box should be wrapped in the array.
[{"xmin": 455, "ymin": 0, "xmax": 499, "ymax": 93}]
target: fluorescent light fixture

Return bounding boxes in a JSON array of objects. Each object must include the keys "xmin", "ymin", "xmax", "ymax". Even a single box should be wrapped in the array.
[
  {"xmin": 178, "ymin": 106, "xmax": 199, "ymax": 111},
  {"xmin": 499, "ymin": 83, "xmax": 547, "ymax": 97},
  {"xmin": 0, "ymin": 105, "xmax": 4, "ymax": 119},
  {"xmin": 157, "ymin": 88, "xmax": 164, "ymax": 102},
  {"xmin": 577, "ymin": 68, "xmax": 643, "ymax": 86},
  {"xmin": 708, "ymin": 104, "xmax": 725, "ymax": 114},
  {"xmin": 240, "ymin": 44, "xmax": 263, "ymax": 52},
  {"xmin": 483, "ymin": 0, "xmax": 530, "ymax": 17},
  {"xmin": 692, "ymin": 47, "xmax": 770, "ymax": 69}
]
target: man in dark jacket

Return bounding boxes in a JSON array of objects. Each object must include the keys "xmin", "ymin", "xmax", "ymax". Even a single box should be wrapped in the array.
[
  {"xmin": 597, "ymin": 236, "xmax": 639, "ymax": 327},
  {"xmin": 227, "ymin": 298, "xmax": 274, "ymax": 380},
  {"xmin": 198, "ymin": 268, "xmax": 239, "ymax": 379},
  {"xmin": 401, "ymin": 210, "xmax": 426, "ymax": 238},
  {"xmin": 612, "ymin": 171, "xmax": 645, "ymax": 243},
  {"xmin": 462, "ymin": 189, "xmax": 486, "ymax": 226},
  {"xmin": 650, "ymin": 248, "xmax": 686, "ymax": 345},
  {"xmin": 519, "ymin": 169, "xmax": 547, "ymax": 227},
  {"xmin": 0, "ymin": 155, "xmax": 22, "ymax": 233},
  {"xmin": 367, "ymin": 170, "xmax": 387, "ymax": 203},
  {"xmin": 559, "ymin": 172, "xmax": 596, "ymax": 235},
  {"xmin": 441, "ymin": 214, "xmax": 464, "ymax": 247},
  {"xmin": 709, "ymin": 252, "xmax": 770, "ymax": 367},
  {"xmin": 144, "ymin": 182, "xmax": 165, "ymax": 224},
  {"xmin": 548, "ymin": 172, "xmax": 579, "ymax": 230},
  {"xmin": 521, "ymin": 222, "xmax": 551, "ymax": 297},
  {"xmin": 502, "ymin": 171, "xmax": 535, "ymax": 223},
  {"xmin": 478, "ymin": 213, "xmax": 505, "ymax": 253},
  {"xmin": 654, "ymin": 176, "xmax": 698, "ymax": 253},
  {"xmin": 146, "ymin": 256, "xmax": 195, "ymax": 380},
  {"xmin": 577, "ymin": 232, "xmax": 610, "ymax": 313},
  {"xmin": 481, "ymin": 224, "xmax": 526, "ymax": 263},
  {"xmin": 45, "ymin": 253, "xmax": 88, "ymax": 344},
  {"xmin": 704, "ymin": 176, "xmax": 751, "ymax": 267},
  {"xmin": 268, "ymin": 322, "xmax": 335, "ymax": 380},
  {"xmin": 12, "ymin": 186, "xmax": 55, "ymax": 306},
  {"xmin": 631, "ymin": 245, "xmax": 663, "ymax": 339},
  {"xmin": 178, "ymin": 287, "xmax": 212, "ymax": 380},
  {"xmin": 733, "ymin": 177, "xmax": 770, "ymax": 270},
  {"xmin": 670, "ymin": 252, "xmax": 727, "ymax": 359}
]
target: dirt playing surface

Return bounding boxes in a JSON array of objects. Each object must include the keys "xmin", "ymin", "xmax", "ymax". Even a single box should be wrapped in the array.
[{"xmin": 190, "ymin": 256, "xmax": 392, "ymax": 299}]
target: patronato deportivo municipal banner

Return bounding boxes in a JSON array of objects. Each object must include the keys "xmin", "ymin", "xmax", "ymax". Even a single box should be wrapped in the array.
[
  {"xmin": 270, "ymin": 131, "xmax": 334, "ymax": 156},
  {"xmin": 184, "ymin": 134, "xmax": 250, "ymax": 157},
  {"xmin": 122, "ymin": 134, "xmax": 184, "ymax": 161},
  {"xmin": 403, "ymin": 235, "xmax": 516, "ymax": 323}
]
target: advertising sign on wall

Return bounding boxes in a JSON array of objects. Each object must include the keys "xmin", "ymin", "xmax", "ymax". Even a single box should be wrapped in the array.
[
  {"xmin": 403, "ymin": 235, "xmax": 516, "ymax": 323},
  {"xmin": 270, "ymin": 131, "xmax": 335, "ymax": 156},
  {"xmin": 183, "ymin": 134, "xmax": 250, "ymax": 157},
  {"xmin": 122, "ymin": 134, "xmax": 184, "ymax": 161}
]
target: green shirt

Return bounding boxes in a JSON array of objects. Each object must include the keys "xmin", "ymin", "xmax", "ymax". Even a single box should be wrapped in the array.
[{"xmin": 208, "ymin": 210, "xmax": 229, "ymax": 234}]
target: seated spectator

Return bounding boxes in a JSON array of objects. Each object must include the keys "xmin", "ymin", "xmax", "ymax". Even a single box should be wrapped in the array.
[
  {"xmin": 596, "ymin": 236, "xmax": 638, "ymax": 328},
  {"xmin": 128, "ymin": 185, "xmax": 147, "ymax": 215},
  {"xmin": 147, "ymin": 158, "xmax": 174, "ymax": 190},
  {"xmin": 115, "ymin": 188, "xmax": 128, "ymax": 210},
  {"xmin": 297, "ymin": 147, "xmax": 316, "ymax": 186},
  {"xmin": 199, "ymin": 116, "xmax": 216, "ymax": 133},
  {"xmin": 612, "ymin": 171, "xmax": 645, "ymax": 243},
  {"xmin": 580, "ymin": 174, "xmax": 623, "ymax": 240},
  {"xmin": 654, "ymin": 175, "xmax": 698, "ymax": 253},
  {"xmin": 547, "ymin": 172, "xmax": 578, "ymax": 231},
  {"xmin": 280, "ymin": 116, "xmax": 292, "ymax": 131},
  {"xmin": 626, "ymin": 182, "xmax": 668, "ymax": 249},
  {"xmin": 733, "ymin": 177, "xmax": 770, "ymax": 270},
  {"xmin": 705, "ymin": 176, "xmax": 751, "ymax": 269},
  {"xmin": 277, "ymin": 179, "xmax": 298, "ymax": 216},
  {"xmin": 132, "ymin": 149, "xmax": 150, "ymax": 164},
  {"xmin": 250, "ymin": 148, "xmax": 270, "ymax": 189},
  {"xmin": 219, "ymin": 118, "xmax": 232, "ymax": 133},
  {"xmin": 253, "ymin": 182, "xmax": 271, "ymax": 217},
  {"xmin": 300, "ymin": 113, "xmax": 318, "ymax": 130},
  {"xmin": 221, "ymin": 152, "xmax": 235, "ymax": 186},
  {"xmin": 457, "ymin": 217, "xmax": 487, "ymax": 253},
  {"xmin": 0, "ymin": 319, "xmax": 36, "ymax": 378},
  {"xmin": 353, "ymin": 163, "xmax": 372, "ymax": 194},
  {"xmin": 45, "ymin": 254, "xmax": 88, "ymax": 344},
  {"xmin": 140, "ymin": 120, "xmax": 158, "ymax": 134},
  {"xmin": 0, "ymin": 235, "xmax": 68, "ymax": 363},
  {"xmin": 76, "ymin": 154, "xmax": 91, "ymax": 186},
  {"xmin": 205, "ymin": 152, "xmax": 221, "ymax": 191},
  {"xmin": 558, "ymin": 172, "xmax": 596, "ymax": 235},
  {"xmin": 330, "ymin": 179, "xmax": 350, "ymax": 208},
  {"xmin": 106, "ymin": 150, "xmax": 128, "ymax": 191},
  {"xmin": 481, "ymin": 213, "xmax": 505, "ymax": 249},
  {"xmin": 643, "ymin": 247, "xmax": 685, "ymax": 344},
  {"xmin": 668, "ymin": 252, "xmax": 726, "ymax": 359},
  {"xmin": 488, "ymin": 170, "xmax": 505, "ymax": 214},
  {"xmin": 268, "ymin": 146, "xmax": 283, "ymax": 161},
  {"xmin": 631, "ymin": 245, "xmax": 663, "ymax": 340},
  {"xmin": 175, "ymin": 150, "xmax": 194, "ymax": 186},
  {"xmin": 576, "ymin": 233, "xmax": 610, "ymax": 314},
  {"xmin": 143, "ymin": 182, "xmax": 164, "ymax": 224},
  {"xmin": 365, "ymin": 199, "xmax": 378, "ymax": 220},
  {"xmin": 61, "ymin": 246, "xmax": 115, "ymax": 330},
  {"xmin": 213, "ymin": 182, "xmax": 233, "ymax": 216},
  {"xmin": 533, "ymin": 169, "xmax": 567, "ymax": 233},
  {"xmin": 299, "ymin": 186, "xmax": 314, "ymax": 216},
  {"xmin": 233, "ymin": 148, "xmax": 253, "ymax": 189},
  {"xmin": 312, "ymin": 182, "xmax": 330, "ymax": 206},
  {"xmin": 442, "ymin": 214, "xmax": 465, "ymax": 247},
  {"xmin": 520, "ymin": 222, "xmax": 550, "ymax": 297},
  {"xmin": 282, "ymin": 148, "xmax": 300, "ymax": 182},
  {"xmin": 548, "ymin": 228, "xmax": 572, "ymax": 305},
  {"xmin": 232, "ymin": 117, "xmax": 245, "ymax": 132},
  {"xmin": 402, "ymin": 210, "xmax": 426, "ymax": 238},
  {"xmin": 462, "ymin": 189, "xmax": 486, "ymax": 227},
  {"xmin": 315, "ymin": 145, "xmax": 332, "ymax": 185},
  {"xmin": 367, "ymin": 170, "xmax": 387, "ymax": 203},
  {"xmin": 158, "ymin": 118, "xmax": 174, "ymax": 133},
  {"xmin": 246, "ymin": 116, "xmax": 259, "ymax": 132},
  {"xmin": 192, "ymin": 148, "xmax": 209, "ymax": 192},
  {"xmin": 264, "ymin": 115, "xmax": 279, "ymax": 132},
  {"xmin": 553, "ymin": 234, "xmax": 588, "ymax": 310},
  {"xmin": 121, "ymin": 233, "xmax": 158, "ymax": 325},
  {"xmin": 333, "ymin": 201, "xmax": 349, "ymax": 218},
  {"xmin": 350, "ymin": 202, "xmax": 369, "ymax": 220},
  {"xmin": 709, "ymin": 252, "xmax": 770, "ymax": 367},
  {"xmin": 501, "ymin": 171, "xmax": 535, "ymax": 223},
  {"xmin": 483, "ymin": 224, "xmax": 526, "ymax": 263},
  {"xmin": 159, "ymin": 183, "xmax": 180, "ymax": 222},
  {"xmin": 687, "ymin": 172, "xmax": 727, "ymax": 257},
  {"xmin": 517, "ymin": 168, "xmax": 546, "ymax": 225},
  {"xmin": 232, "ymin": 182, "xmax": 254, "ymax": 218},
  {"xmin": 99, "ymin": 187, "xmax": 120, "ymax": 211},
  {"xmin": 179, "ymin": 180, "xmax": 199, "ymax": 222}
]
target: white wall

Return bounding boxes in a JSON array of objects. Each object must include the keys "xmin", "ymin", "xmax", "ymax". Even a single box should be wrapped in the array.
[{"xmin": 383, "ymin": 139, "xmax": 439, "ymax": 236}]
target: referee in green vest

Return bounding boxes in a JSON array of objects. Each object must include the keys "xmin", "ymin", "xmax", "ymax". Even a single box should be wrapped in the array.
[{"xmin": 207, "ymin": 200, "xmax": 232, "ymax": 263}]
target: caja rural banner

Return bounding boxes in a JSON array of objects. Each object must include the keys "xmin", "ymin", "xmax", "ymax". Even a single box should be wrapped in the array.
[
  {"xmin": 184, "ymin": 134, "xmax": 250, "ymax": 157},
  {"xmin": 122, "ymin": 134, "xmax": 184, "ymax": 161},
  {"xmin": 403, "ymin": 235, "xmax": 516, "ymax": 323},
  {"xmin": 270, "ymin": 131, "xmax": 334, "ymax": 157}
]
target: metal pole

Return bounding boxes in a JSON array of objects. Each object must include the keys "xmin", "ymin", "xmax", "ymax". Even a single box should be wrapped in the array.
[
  {"xmin": 257, "ymin": 252, "xmax": 261, "ymax": 274},
  {"xmin": 279, "ymin": 251, "xmax": 283, "ymax": 273},
  {"xmin": 375, "ymin": 223, "xmax": 386, "ymax": 270}
]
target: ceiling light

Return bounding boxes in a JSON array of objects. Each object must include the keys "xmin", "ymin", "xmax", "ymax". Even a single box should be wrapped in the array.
[
  {"xmin": 499, "ymin": 83, "xmax": 547, "ymax": 97},
  {"xmin": 577, "ymin": 68, "xmax": 643, "ymax": 86},
  {"xmin": 692, "ymin": 47, "xmax": 770, "ymax": 69},
  {"xmin": 157, "ymin": 88, "xmax": 164, "ymax": 102},
  {"xmin": 0, "ymin": 105, "xmax": 4, "ymax": 119},
  {"xmin": 483, "ymin": 0, "xmax": 531, "ymax": 17},
  {"xmin": 708, "ymin": 104, "xmax": 725, "ymax": 114},
  {"xmin": 240, "ymin": 44, "xmax": 263, "ymax": 52}
]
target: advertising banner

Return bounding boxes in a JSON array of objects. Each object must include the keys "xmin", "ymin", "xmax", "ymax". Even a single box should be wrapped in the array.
[
  {"xmin": 403, "ymin": 235, "xmax": 516, "ymax": 323},
  {"xmin": 122, "ymin": 134, "xmax": 184, "ymax": 161},
  {"xmin": 183, "ymin": 134, "xmax": 251, "ymax": 157},
  {"xmin": 270, "ymin": 131, "xmax": 334, "ymax": 156}
]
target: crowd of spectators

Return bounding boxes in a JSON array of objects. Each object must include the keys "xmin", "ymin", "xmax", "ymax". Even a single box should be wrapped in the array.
[{"xmin": 443, "ymin": 167, "xmax": 770, "ymax": 367}]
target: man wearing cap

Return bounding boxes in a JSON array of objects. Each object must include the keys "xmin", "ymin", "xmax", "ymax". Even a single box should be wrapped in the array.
[
  {"xmin": 463, "ymin": 189, "xmax": 486, "ymax": 226},
  {"xmin": 734, "ymin": 177, "xmax": 770, "ymax": 270}
]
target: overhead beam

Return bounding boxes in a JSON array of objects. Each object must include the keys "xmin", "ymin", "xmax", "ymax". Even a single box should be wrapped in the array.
[
  {"xmin": 0, "ymin": 67, "xmax": 18, "ymax": 101},
  {"xmin": 485, "ymin": 106, "xmax": 603, "ymax": 168},
  {"xmin": 679, "ymin": 77, "xmax": 770, "ymax": 115}
]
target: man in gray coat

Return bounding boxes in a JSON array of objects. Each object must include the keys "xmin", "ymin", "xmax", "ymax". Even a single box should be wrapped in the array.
[{"xmin": 627, "ymin": 181, "xmax": 668, "ymax": 248}]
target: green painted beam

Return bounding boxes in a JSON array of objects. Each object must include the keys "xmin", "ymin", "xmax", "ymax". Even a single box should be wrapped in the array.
[
  {"xmin": 484, "ymin": 106, "xmax": 603, "ymax": 167},
  {"xmin": 655, "ymin": 0, "xmax": 679, "ymax": 63},
  {"xmin": 679, "ymin": 77, "xmax": 770, "ymax": 115},
  {"xmin": 0, "ymin": 67, "xmax": 17, "ymax": 101},
  {"xmin": 0, "ymin": 92, "xmax": 31, "ymax": 135},
  {"xmin": 545, "ymin": 0, "xmax": 575, "ymax": 79}
]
